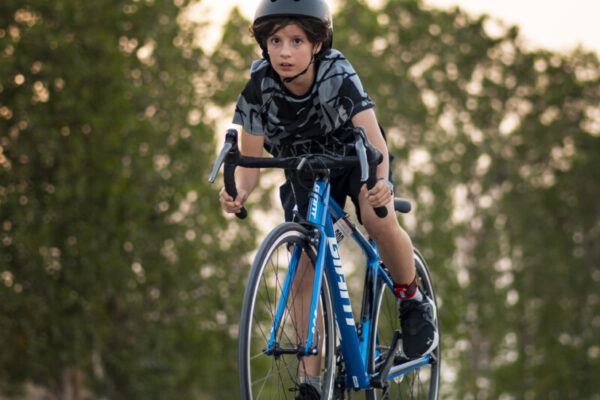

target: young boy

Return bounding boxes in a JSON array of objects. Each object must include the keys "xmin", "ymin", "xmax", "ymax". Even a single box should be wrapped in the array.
[{"xmin": 219, "ymin": 0, "xmax": 438, "ymax": 397}]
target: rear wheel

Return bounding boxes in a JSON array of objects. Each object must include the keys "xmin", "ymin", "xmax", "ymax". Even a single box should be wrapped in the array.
[
  {"xmin": 366, "ymin": 249, "xmax": 441, "ymax": 399},
  {"xmin": 239, "ymin": 223, "xmax": 337, "ymax": 399}
]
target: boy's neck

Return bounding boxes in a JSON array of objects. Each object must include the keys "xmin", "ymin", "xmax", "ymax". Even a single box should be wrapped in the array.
[{"xmin": 281, "ymin": 68, "xmax": 316, "ymax": 96}]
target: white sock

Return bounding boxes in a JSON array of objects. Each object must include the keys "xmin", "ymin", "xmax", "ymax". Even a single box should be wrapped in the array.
[{"xmin": 408, "ymin": 287, "xmax": 423, "ymax": 302}]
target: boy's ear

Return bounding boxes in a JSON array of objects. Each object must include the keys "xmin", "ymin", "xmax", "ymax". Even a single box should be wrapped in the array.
[{"xmin": 314, "ymin": 42, "xmax": 323, "ymax": 54}]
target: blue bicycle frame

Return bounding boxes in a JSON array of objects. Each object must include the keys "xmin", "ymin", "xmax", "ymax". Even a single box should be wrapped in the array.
[{"xmin": 265, "ymin": 177, "xmax": 431, "ymax": 389}]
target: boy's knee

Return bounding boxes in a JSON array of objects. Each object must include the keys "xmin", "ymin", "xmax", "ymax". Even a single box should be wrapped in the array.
[{"xmin": 363, "ymin": 213, "xmax": 398, "ymax": 240}]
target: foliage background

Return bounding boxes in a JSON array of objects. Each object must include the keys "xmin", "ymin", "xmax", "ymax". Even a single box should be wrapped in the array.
[{"xmin": 1, "ymin": 0, "xmax": 599, "ymax": 399}]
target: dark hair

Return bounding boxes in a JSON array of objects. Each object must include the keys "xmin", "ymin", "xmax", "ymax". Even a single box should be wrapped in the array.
[{"xmin": 251, "ymin": 16, "xmax": 332, "ymax": 49}]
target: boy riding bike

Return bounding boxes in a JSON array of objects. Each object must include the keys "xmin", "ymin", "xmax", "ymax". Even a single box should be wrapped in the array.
[{"xmin": 218, "ymin": 1, "xmax": 438, "ymax": 397}]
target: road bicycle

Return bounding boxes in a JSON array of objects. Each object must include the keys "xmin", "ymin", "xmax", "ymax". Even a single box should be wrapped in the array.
[{"xmin": 209, "ymin": 127, "xmax": 440, "ymax": 399}]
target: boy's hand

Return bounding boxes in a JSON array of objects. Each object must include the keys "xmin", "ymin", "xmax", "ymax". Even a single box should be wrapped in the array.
[
  {"xmin": 219, "ymin": 187, "xmax": 247, "ymax": 214},
  {"xmin": 361, "ymin": 179, "xmax": 392, "ymax": 208}
]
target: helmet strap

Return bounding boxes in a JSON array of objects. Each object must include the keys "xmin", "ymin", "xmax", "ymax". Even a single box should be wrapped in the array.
[
  {"xmin": 282, "ymin": 55, "xmax": 314, "ymax": 84},
  {"xmin": 282, "ymin": 44, "xmax": 322, "ymax": 84}
]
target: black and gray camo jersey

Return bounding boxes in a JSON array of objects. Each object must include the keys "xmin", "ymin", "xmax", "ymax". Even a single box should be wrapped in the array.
[{"xmin": 232, "ymin": 49, "xmax": 375, "ymax": 157}]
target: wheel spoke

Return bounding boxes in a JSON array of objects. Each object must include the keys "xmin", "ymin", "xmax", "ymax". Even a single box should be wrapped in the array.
[
  {"xmin": 367, "ymin": 249, "xmax": 441, "ymax": 400},
  {"xmin": 239, "ymin": 224, "xmax": 336, "ymax": 398}
]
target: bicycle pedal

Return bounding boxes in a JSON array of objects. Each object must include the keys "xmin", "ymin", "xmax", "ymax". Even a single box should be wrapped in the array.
[
  {"xmin": 370, "ymin": 331, "xmax": 402, "ymax": 389},
  {"xmin": 393, "ymin": 354, "xmax": 410, "ymax": 365}
]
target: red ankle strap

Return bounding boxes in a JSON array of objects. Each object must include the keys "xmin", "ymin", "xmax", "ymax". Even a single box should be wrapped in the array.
[{"xmin": 394, "ymin": 276, "xmax": 418, "ymax": 299}]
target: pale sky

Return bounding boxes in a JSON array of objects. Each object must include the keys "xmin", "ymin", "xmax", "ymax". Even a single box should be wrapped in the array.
[
  {"xmin": 193, "ymin": 0, "xmax": 600, "ymax": 55},
  {"xmin": 424, "ymin": 0, "xmax": 600, "ymax": 54}
]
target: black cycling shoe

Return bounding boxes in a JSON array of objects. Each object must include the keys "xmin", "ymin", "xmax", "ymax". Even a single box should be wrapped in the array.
[
  {"xmin": 399, "ymin": 294, "xmax": 439, "ymax": 359},
  {"xmin": 295, "ymin": 383, "xmax": 321, "ymax": 400}
]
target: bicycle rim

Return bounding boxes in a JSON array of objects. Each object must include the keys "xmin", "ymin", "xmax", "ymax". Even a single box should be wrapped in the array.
[
  {"xmin": 366, "ymin": 249, "xmax": 441, "ymax": 400},
  {"xmin": 239, "ymin": 223, "xmax": 336, "ymax": 399}
]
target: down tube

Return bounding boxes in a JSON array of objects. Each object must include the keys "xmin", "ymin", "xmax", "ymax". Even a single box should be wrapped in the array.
[{"xmin": 323, "ymin": 217, "xmax": 370, "ymax": 388}]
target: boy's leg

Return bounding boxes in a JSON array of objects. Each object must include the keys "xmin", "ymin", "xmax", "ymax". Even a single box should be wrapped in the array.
[
  {"xmin": 334, "ymin": 166, "xmax": 415, "ymax": 285},
  {"xmin": 358, "ymin": 193, "xmax": 438, "ymax": 358},
  {"xmin": 357, "ymin": 196, "xmax": 415, "ymax": 285}
]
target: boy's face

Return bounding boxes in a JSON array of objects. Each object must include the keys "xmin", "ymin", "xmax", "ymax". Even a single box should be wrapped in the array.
[{"xmin": 266, "ymin": 23, "xmax": 322, "ymax": 84}]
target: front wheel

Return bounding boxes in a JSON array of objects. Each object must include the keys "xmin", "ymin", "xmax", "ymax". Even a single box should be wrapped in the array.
[
  {"xmin": 366, "ymin": 249, "xmax": 441, "ymax": 399},
  {"xmin": 238, "ymin": 223, "xmax": 337, "ymax": 399}
]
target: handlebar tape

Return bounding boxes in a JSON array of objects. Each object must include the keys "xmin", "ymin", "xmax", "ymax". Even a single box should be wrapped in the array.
[
  {"xmin": 224, "ymin": 163, "xmax": 247, "ymax": 219},
  {"xmin": 366, "ymin": 163, "xmax": 388, "ymax": 218},
  {"xmin": 374, "ymin": 205, "xmax": 388, "ymax": 218}
]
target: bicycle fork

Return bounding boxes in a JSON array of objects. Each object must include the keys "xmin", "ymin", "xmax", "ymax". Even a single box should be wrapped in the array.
[{"xmin": 264, "ymin": 240, "xmax": 322, "ymax": 358}]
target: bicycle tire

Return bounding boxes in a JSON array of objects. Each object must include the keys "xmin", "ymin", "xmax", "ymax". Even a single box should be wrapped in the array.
[
  {"xmin": 239, "ymin": 222, "xmax": 337, "ymax": 399},
  {"xmin": 366, "ymin": 249, "xmax": 441, "ymax": 400}
]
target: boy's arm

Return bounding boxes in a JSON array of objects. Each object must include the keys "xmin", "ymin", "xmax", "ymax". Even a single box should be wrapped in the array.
[
  {"xmin": 236, "ymin": 128, "xmax": 263, "ymax": 198},
  {"xmin": 352, "ymin": 108, "xmax": 392, "ymax": 208},
  {"xmin": 352, "ymin": 108, "xmax": 390, "ymax": 179},
  {"xmin": 219, "ymin": 128, "xmax": 263, "ymax": 214}
]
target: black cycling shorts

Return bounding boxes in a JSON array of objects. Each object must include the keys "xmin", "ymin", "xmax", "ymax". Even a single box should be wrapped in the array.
[
  {"xmin": 279, "ymin": 165, "xmax": 366, "ymax": 224},
  {"xmin": 279, "ymin": 126, "xmax": 394, "ymax": 224}
]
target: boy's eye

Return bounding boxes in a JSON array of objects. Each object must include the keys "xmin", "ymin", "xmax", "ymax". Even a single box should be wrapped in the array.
[{"xmin": 267, "ymin": 37, "xmax": 304, "ymax": 46}]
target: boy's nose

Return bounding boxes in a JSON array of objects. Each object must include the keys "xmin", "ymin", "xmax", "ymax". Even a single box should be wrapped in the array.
[{"xmin": 280, "ymin": 41, "xmax": 292, "ymax": 56}]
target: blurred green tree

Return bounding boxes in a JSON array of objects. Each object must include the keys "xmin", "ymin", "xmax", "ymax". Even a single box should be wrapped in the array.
[
  {"xmin": 3, "ymin": 0, "xmax": 600, "ymax": 398},
  {"xmin": 0, "ymin": 1, "xmax": 256, "ymax": 399},
  {"xmin": 333, "ymin": 0, "xmax": 600, "ymax": 398}
]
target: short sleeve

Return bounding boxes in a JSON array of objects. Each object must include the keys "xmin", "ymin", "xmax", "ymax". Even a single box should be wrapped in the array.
[
  {"xmin": 340, "ymin": 72, "xmax": 374, "ymax": 119},
  {"xmin": 316, "ymin": 50, "xmax": 375, "ymax": 133},
  {"xmin": 232, "ymin": 60, "xmax": 268, "ymax": 135}
]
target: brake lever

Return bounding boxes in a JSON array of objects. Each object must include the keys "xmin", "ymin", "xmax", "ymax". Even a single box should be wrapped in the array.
[
  {"xmin": 208, "ymin": 129, "xmax": 239, "ymax": 183},
  {"xmin": 210, "ymin": 129, "xmax": 247, "ymax": 219},
  {"xmin": 208, "ymin": 141, "xmax": 232, "ymax": 183},
  {"xmin": 354, "ymin": 139, "xmax": 369, "ymax": 182},
  {"xmin": 352, "ymin": 126, "xmax": 387, "ymax": 218}
]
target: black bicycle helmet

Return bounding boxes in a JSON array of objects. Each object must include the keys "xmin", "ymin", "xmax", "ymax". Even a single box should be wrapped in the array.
[{"xmin": 253, "ymin": 0, "xmax": 333, "ymax": 54}]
